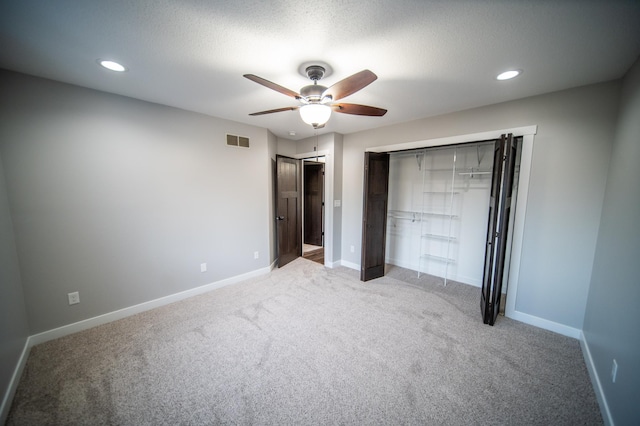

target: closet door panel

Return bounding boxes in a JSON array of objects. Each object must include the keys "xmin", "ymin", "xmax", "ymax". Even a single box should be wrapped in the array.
[
  {"xmin": 481, "ymin": 138, "xmax": 504, "ymax": 323},
  {"xmin": 481, "ymin": 134, "xmax": 517, "ymax": 325},
  {"xmin": 488, "ymin": 134, "xmax": 517, "ymax": 325},
  {"xmin": 361, "ymin": 152, "xmax": 390, "ymax": 281}
]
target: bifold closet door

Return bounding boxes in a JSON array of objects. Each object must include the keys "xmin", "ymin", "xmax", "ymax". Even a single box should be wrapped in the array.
[
  {"xmin": 361, "ymin": 152, "xmax": 390, "ymax": 281},
  {"xmin": 480, "ymin": 134, "xmax": 517, "ymax": 325}
]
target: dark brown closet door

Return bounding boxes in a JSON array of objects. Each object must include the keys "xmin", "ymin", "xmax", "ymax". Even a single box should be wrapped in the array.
[
  {"xmin": 361, "ymin": 152, "xmax": 390, "ymax": 281},
  {"xmin": 481, "ymin": 134, "xmax": 517, "ymax": 325},
  {"xmin": 304, "ymin": 162, "xmax": 324, "ymax": 247},
  {"xmin": 276, "ymin": 155, "xmax": 302, "ymax": 267}
]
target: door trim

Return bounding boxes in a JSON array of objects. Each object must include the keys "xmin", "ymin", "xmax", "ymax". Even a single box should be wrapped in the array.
[
  {"xmin": 290, "ymin": 150, "xmax": 332, "ymax": 267},
  {"xmin": 361, "ymin": 152, "xmax": 390, "ymax": 281},
  {"xmin": 365, "ymin": 125, "xmax": 537, "ymax": 153}
]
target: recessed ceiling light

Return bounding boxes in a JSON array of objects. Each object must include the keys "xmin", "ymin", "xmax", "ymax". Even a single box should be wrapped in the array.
[
  {"xmin": 98, "ymin": 60, "xmax": 127, "ymax": 72},
  {"xmin": 496, "ymin": 70, "xmax": 521, "ymax": 80}
]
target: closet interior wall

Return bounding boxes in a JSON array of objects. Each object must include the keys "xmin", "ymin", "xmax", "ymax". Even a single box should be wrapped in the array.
[{"xmin": 386, "ymin": 142, "xmax": 495, "ymax": 287}]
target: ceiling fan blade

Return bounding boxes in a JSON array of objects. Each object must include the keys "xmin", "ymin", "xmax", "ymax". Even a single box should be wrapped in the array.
[
  {"xmin": 249, "ymin": 106, "xmax": 300, "ymax": 116},
  {"xmin": 332, "ymin": 103, "xmax": 387, "ymax": 116},
  {"xmin": 323, "ymin": 70, "xmax": 377, "ymax": 101},
  {"xmin": 244, "ymin": 74, "xmax": 301, "ymax": 99}
]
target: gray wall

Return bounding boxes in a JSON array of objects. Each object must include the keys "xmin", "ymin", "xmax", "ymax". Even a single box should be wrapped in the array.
[
  {"xmin": 0, "ymin": 148, "xmax": 29, "ymax": 421},
  {"xmin": 342, "ymin": 81, "xmax": 620, "ymax": 330},
  {"xmin": 276, "ymin": 137, "xmax": 296, "ymax": 157},
  {"xmin": 583, "ymin": 59, "xmax": 640, "ymax": 425},
  {"xmin": 0, "ymin": 70, "xmax": 272, "ymax": 333}
]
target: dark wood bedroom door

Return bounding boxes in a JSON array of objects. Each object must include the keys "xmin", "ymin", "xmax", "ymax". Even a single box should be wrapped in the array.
[
  {"xmin": 480, "ymin": 134, "xmax": 518, "ymax": 325},
  {"xmin": 304, "ymin": 162, "xmax": 324, "ymax": 247},
  {"xmin": 360, "ymin": 151, "xmax": 390, "ymax": 281},
  {"xmin": 276, "ymin": 155, "xmax": 302, "ymax": 268}
]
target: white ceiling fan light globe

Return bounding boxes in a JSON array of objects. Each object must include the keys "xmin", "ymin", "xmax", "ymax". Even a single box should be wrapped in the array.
[{"xmin": 300, "ymin": 104, "xmax": 332, "ymax": 127}]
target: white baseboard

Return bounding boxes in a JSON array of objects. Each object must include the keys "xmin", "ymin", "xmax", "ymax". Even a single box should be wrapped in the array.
[
  {"xmin": 0, "ymin": 338, "xmax": 30, "ymax": 424},
  {"xmin": 338, "ymin": 260, "xmax": 606, "ymax": 425},
  {"xmin": 342, "ymin": 259, "xmax": 581, "ymax": 339},
  {"xmin": 29, "ymin": 262, "xmax": 275, "ymax": 347},
  {"xmin": 339, "ymin": 260, "xmax": 360, "ymax": 271},
  {"xmin": 5, "ymin": 259, "xmax": 604, "ymax": 425},
  {"xmin": 580, "ymin": 332, "xmax": 613, "ymax": 426},
  {"xmin": 2, "ymin": 262, "xmax": 277, "ymax": 422},
  {"xmin": 325, "ymin": 260, "xmax": 338, "ymax": 268},
  {"xmin": 506, "ymin": 309, "xmax": 581, "ymax": 339}
]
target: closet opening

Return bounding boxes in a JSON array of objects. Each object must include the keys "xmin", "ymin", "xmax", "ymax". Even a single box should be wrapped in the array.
[
  {"xmin": 302, "ymin": 157, "xmax": 325, "ymax": 265},
  {"xmin": 362, "ymin": 134, "xmax": 524, "ymax": 325}
]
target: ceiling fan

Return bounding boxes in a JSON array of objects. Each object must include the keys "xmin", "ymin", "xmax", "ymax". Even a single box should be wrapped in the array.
[{"xmin": 244, "ymin": 65, "xmax": 387, "ymax": 129}]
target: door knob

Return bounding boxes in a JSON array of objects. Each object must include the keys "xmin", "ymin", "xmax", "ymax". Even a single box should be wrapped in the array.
[{"xmin": 276, "ymin": 216, "xmax": 285, "ymax": 221}]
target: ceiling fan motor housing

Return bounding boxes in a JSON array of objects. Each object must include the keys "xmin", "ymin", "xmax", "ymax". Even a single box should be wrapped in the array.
[
  {"xmin": 300, "ymin": 84, "xmax": 329, "ymax": 103},
  {"xmin": 301, "ymin": 65, "xmax": 330, "ymax": 103}
]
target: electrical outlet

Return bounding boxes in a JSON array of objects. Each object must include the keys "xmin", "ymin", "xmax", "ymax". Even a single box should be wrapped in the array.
[
  {"xmin": 254, "ymin": 251, "xmax": 259, "ymax": 259},
  {"xmin": 200, "ymin": 263, "xmax": 207, "ymax": 272},
  {"xmin": 611, "ymin": 359, "xmax": 618, "ymax": 383},
  {"xmin": 68, "ymin": 291, "xmax": 80, "ymax": 305},
  {"xmin": 350, "ymin": 245, "xmax": 355, "ymax": 253}
]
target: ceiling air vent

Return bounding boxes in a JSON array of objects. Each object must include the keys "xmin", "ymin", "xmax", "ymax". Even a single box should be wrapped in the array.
[{"xmin": 226, "ymin": 134, "xmax": 250, "ymax": 148}]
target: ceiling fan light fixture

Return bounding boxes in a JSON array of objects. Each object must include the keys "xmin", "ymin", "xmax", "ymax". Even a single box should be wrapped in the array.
[
  {"xmin": 245, "ymin": 67, "xmax": 385, "ymax": 129},
  {"xmin": 300, "ymin": 104, "xmax": 331, "ymax": 127}
]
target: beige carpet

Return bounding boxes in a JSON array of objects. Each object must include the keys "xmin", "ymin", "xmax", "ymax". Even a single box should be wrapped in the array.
[{"xmin": 7, "ymin": 258, "xmax": 602, "ymax": 425}]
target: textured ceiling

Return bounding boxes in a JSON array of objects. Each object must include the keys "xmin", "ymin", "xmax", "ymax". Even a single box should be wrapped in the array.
[{"xmin": 1, "ymin": 0, "xmax": 640, "ymax": 140}]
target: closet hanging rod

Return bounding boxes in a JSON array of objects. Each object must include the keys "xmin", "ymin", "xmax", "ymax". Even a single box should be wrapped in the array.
[
  {"xmin": 388, "ymin": 209, "xmax": 422, "ymax": 214},
  {"xmin": 458, "ymin": 165, "xmax": 521, "ymax": 177},
  {"xmin": 387, "ymin": 215, "xmax": 420, "ymax": 222},
  {"xmin": 388, "ymin": 210, "xmax": 422, "ymax": 222},
  {"xmin": 458, "ymin": 171, "xmax": 491, "ymax": 176}
]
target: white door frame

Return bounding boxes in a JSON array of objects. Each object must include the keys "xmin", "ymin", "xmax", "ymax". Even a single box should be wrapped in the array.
[{"xmin": 290, "ymin": 150, "xmax": 332, "ymax": 267}]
